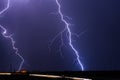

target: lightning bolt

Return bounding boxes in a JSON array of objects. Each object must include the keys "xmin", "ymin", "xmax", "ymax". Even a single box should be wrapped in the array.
[
  {"xmin": 0, "ymin": 0, "xmax": 24, "ymax": 71},
  {"xmin": 0, "ymin": 0, "xmax": 84, "ymax": 71},
  {"xmin": 52, "ymin": 0, "xmax": 84, "ymax": 71}
]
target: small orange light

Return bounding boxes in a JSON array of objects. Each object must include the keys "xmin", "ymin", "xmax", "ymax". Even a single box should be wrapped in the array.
[{"xmin": 21, "ymin": 70, "xmax": 27, "ymax": 73}]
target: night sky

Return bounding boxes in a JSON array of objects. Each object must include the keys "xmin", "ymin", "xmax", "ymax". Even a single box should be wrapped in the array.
[{"xmin": 0, "ymin": 0, "xmax": 120, "ymax": 72}]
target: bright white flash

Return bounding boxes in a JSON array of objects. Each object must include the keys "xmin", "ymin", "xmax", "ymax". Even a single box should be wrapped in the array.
[{"xmin": 55, "ymin": 0, "xmax": 84, "ymax": 71}]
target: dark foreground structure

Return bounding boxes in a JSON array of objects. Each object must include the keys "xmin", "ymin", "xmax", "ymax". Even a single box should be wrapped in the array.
[{"xmin": 0, "ymin": 71, "xmax": 120, "ymax": 80}]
